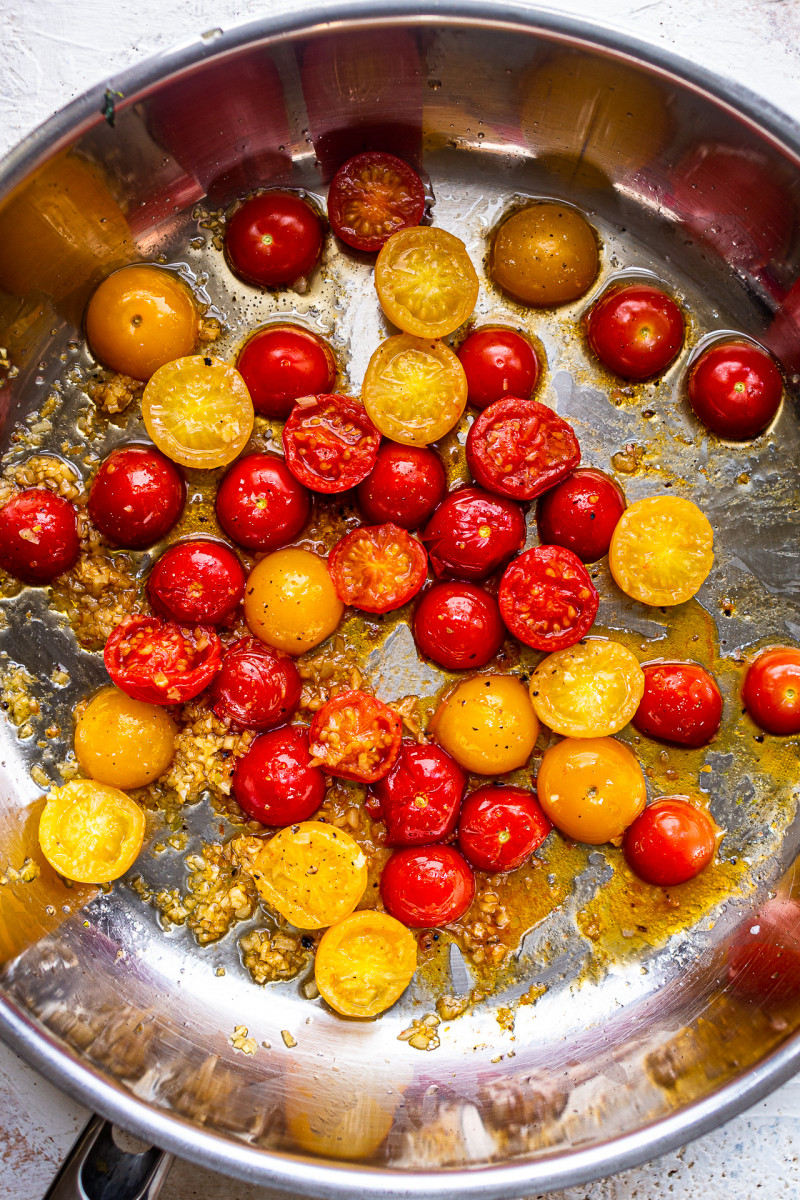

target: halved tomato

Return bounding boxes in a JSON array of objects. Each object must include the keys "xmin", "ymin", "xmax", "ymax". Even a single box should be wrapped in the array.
[
  {"xmin": 282, "ymin": 393, "xmax": 380, "ymax": 493},
  {"xmin": 315, "ymin": 910, "xmax": 418, "ymax": 1017},
  {"xmin": 328, "ymin": 152, "xmax": 426, "ymax": 252},
  {"xmin": 466, "ymin": 396, "xmax": 581, "ymax": 500},
  {"xmin": 328, "ymin": 523, "xmax": 427, "ymax": 613},
  {"xmin": 362, "ymin": 333, "xmax": 467, "ymax": 446},
  {"xmin": 375, "ymin": 227, "xmax": 478, "ymax": 338},
  {"xmin": 252, "ymin": 821, "xmax": 368, "ymax": 930},
  {"xmin": 499, "ymin": 545, "xmax": 599, "ymax": 651},
  {"xmin": 529, "ymin": 638, "xmax": 645, "ymax": 737},
  {"xmin": 142, "ymin": 354, "xmax": 254, "ymax": 469},
  {"xmin": 104, "ymin": 614, "xmax": 222, "ymax": 705},
  {"xmin": 38, "ymin": 780, "xmax": 146, "ymax": 883},
  {"xmin": 609, "ymin": 495, "xmax": 714, "ymax": 606},
  {"xmin": 309, "ymin": 690, "xmax": 402, "ymax": 783}
]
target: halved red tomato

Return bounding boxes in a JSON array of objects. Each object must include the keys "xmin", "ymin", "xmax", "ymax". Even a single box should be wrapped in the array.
[
  {"xmin": 466, "ymin": 397, "xmax": 580, "ymax": 500},
  {"xmin": 328, "ymin": 524, "xmax": 428, "ymax": 613},
  {"xmin": 309, "ymin": 689, "xmax": 402, "ymax": 782},
  {"xmin": 328, "ymin": 152, "xmax": 426, "ymax": 252},
  {"xmin": 104, "ymin": 614, "xmax": 222, "ymax": 705},
  {"xmin": 498, "ymin": 545, "xmax": 599, "ymax": 651},
  {"xmin": 282, "ymin": 394, "xmax": 381, "ymax": 493}
]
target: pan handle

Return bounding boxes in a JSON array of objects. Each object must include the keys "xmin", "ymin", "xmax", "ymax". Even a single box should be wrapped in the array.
[{"xmin": 43, "ymin": 1114, "xmax": 174, "ymax": 1200}]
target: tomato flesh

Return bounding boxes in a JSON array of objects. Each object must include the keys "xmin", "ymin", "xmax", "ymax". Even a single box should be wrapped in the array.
[
  {"xmin": 633, "ymin": 661, "xmax": 723, "ymax": 747},
  {"xmin": 147, "ymin": 539, "xmax": 245, "ymax": 626},
  {"xmin": 623, "ymin": 797, "xmax": 717, "ymax": 886},
  {"xmin": 537, "ymin": 467, "xmax": 626, "ymax": 562},
  {"xmin": 413, "ymin": 581, "xmax": 505, "ymax": 670},
  {"xmin": 466, "ymin": 396, "xmax": 580, "ymax": 501},
  {"xmin": 225, "ymin": 191, "xmax": 324, "ymax": 287},
  {"xmin": 743, "ymin": 647, "xmax": 800, "ymax": 736},
  {"xmin": 357, "ymin": 442, "xmax": 446, "ymax": 529},
  {"xmin": 216, "ymin": 453, "xmax": 311, "ymax": 552},
  {"xmin": 328, "ymin": 523, "xmax": 427, "ymax": 613},
  {"xmin": 328, "ymin": 152, "xmax": 426, "ymax": 252},
  {"xmin": 283, "ymin": 394, "xmax": 380, "ymax": 493},
  {"xmin": 499, "ymin": 545, "xmax": 599, "ymax": 651},
  {"xmin": 232, "ymin": 726, "xmax": 325, "ymax": 825},
  {"xmin": 104, "ymin": 613, "xmax": 222, "ymax": 705},
  {"xmin": 458, "ymin": 785, "xmax": 551, "ymax": 872},
  {"xmin": 309, "ymin": 689, "xmax": 402, "ymax": 782},
  {"xmin": 211, "ymin": 637, "xmax": 302, "ymax": 730},
  {"xmin": 368, "ymin": 739, "xmax": 465, "ymax": 846},
  {"xmin": 0, "ymin": 489, "xmax": 79, "ymax": 584},
  {"xmin": 380, "ymin": 845, "xmax": 475, "ymax": 927},
  {"xmin": 236, "ymin": 324, "xmax": 336, "ymax": 419},
  {"xmin": 422, "ymin": 486, "xmax": 526, "ymax": 581},
  {"xmin": 88, "ymin": 445, "xmax": 185, "ymax": 549},
  {"xmin": 457, "ymin": 327, "xmax": 540, "ymax": 409},
  {"xmin": 587, "ymin": 284, "xmax": 684, "ymax": 380},
  {"xmin": 687, "ymin": 340, "xmax": 782, "ymax": 441}
]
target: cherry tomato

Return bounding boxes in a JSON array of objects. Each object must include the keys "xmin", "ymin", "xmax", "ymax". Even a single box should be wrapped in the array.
[
  {"xmin": 623, "ymin": 797, "xmax": 718, "ymax": 886},
  {"xmin": 458, "ymin": 785, "xmax": 551, "ymax": 872},
  {"xmin": 466, "ymin": 397, "xmax": 581, "ymax": 501},
  {"xmin": 74, "ymin": 686, "xmax": 176, "ymax": 790},
  {"xmin": 142, "ymin": 354, "xmax": 254, "ymax": 470},
  {"xmin": 328, "ymin": 524, "xmax": 427, "ymax": 613},
  {"xmin": 537, "ymin": 736, "xmax": 646, "ymax": 845},
  {"xmin": 529, "ymin": 638, "xmax": 644, "ymax": 738},
  {"xmin": 328, "ymin": 151, "xmax": 425, "ymax": 252},
  {"xmin": 457, "ymin": 327, "xmax": 541, "ymax": 409},
  {"xmin": 244, "ymin": 547, "xmax": 343, "ymax": 655},
  {"xmin": 362, "ymin": 333, "xmax": 467, "ymax": 446},
  {"xmin": 499, "ymin": 545, "xmax": 599, "ymax": 651},
  {"xmin": 422, "ymin": 487, "xmax": 526, "ymax": 581},
  {"xmin": 88, "ymin": 445, "xmax": 185, "ymax": 549},
  {"xmin": 211, "ymin": 637, "xmax": 301, "ymax": 731},
  {"xmin": 633, "ymin": 661, "xmax": 723, "ymax": 747},
  {"xmin": 104, "ymin": 614, "xmax": 222, "ymax": 705},
  {"xmin": 432, "ymin": 674, "xmax": 539, "ymax": 775},
  {"xmin": 225, "ymin": 191, "xmax": 324, "ymax": 287},
  {"xmin": 38, "ymin": 780, "xmax": 146, "ymax": 884},
  {"xmin": 413, "ymin": 581, "xmax": 505, "ymax": 670},
  {"xmin": 490, "ymin": 202, "xmax": 598, "ymax": 306},
  {"xmin": 232, "ymin": 726, "xmax": 325, "ymax": 825},
  {"xmin": 586, "ymin": 284, "xmax": 684, "ymax": 380},
  {"xmin": 368, "ymin": 740, "xmax": 465, "ymax": 846},
  {"xmin": 356, "ymin": 442, "xmax": 446, "ymax": 529},
  {"xmin": 728, "ymin": 899, "xmax": 800, "ymax": 1004},
  {"xmin": 536, "ymin": 467, "xmax": 626, "ymax": 562},
  {"xmin": 147, "ymin": 539, "xmax": 245, "ymax": 626},
  {"xmin": 609, "ymin": 495, "xmax": 714, "ymax": 607},
  {"xmin": 375, "ymin": 227, "xmax": 479, "ymax": 338},
  {"xmin": 315, "ymin": 911, "xmax": 417, "ymax": 1017},
  {"xmin": 380, "ymin": 846, "xmax": 475, "ymax": 927},
  {"xmin": 687, "ymin": 340, "xmax": 783, "ymax": 440},
  {"xmin": 282, "ymin": 394, "xmax": 380, "ymax": 493},
  {"xmin": 216, "ymin": 453, "xmax": 311, "ymax": 552},
  {"xmin": 743, "ymin": 647, "xmax": 800, "ymax": 736},
  {"xmin": 236, "ymin": 324, "xmax": 337, "ymax": 419},
  {"xmin": 309, "ymin": 690, "xmax": 401, "ymax": 783},
  {"xmin": 0, "ymin": 489, "xmax": 79, "ymax": 584},
  {"xmin": 253, "ymin": 821, "xmax": 367, "ymax": 929}
]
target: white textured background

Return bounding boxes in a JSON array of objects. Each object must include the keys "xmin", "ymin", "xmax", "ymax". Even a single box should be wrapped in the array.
[{"xmin": 2, "ymin": 0, "xmax": 800, "ymax": 1197}]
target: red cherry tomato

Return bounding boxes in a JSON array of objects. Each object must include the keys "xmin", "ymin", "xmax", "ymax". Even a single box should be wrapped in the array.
[
  {"xmin": 536, "ymin": 467, "xmax": 626, "ymax": 562},
  {"xmin": 282, "ymin": 394, "xmax": 380, "ymax": 493},
  {"xmin": 380, "ymin": 845, "xmax": 475, "ymax": 927},
  {"xmin": 728, "ymin": 899, "xmax": 800, "ymax": 1004},
  {"xmin": 413, "ymin": 582, "xmax": 505, "ymax": 670},
  {"xmin": 687, "ymin": 340, "xmax": 783, "ymax": 441},
  {"xmin": 743, "ymin": 647, "xmax": 800, "ymax": 736},
  {"xmin": 466, "ymin": 397, "xmax": 580, "ymax": 500},
  {"xmin": 498, "ymin": 545, "xmax": 599, "ymax": 651},
  {"xmin": 104, "ymin": 614, "xmax": 222, "ymax": 705},
  {"xmin": 309, "ymin": 690, "xmax": 402, "ymax": 783},
  {"xmin": 147, "ymin": 539, "xmax": 245, "ymax": 626},
  {"xmin": 368, "ymin": 740, "xmax": 465, "ymax": 846},
  {"xmin": 457, "ymin": 327, "xmax": 540, "ymax": 409},
  {"xmin": 458, "ymin": 785, "xmax": 551, "ymax": 872},
  {"xmin": 328, "ymin": 523, "xmax": 427, "ymax": 613},
  {"xmin": 633, "ymin": 661, "xmax": 723, "ymax": 747},
  {"xmin": 422, "ymin": 486, "xmax": 526, "ymax": 581},
  {"xmin": 327, "ymin": 151, "xmax": 426, "ymax": 252},
  {"xmin": 357, "ymin": 442, "xmax": 446, "ymax": 529},
  {"xmin": 232, "ymin": 725, "xmax": 325, "ymax": 825},
  {"xmin": 211, "ymin": 637, "xmax": 301, "ymax": 730},
  {"xmin": 0, "ymin": 489, "xmax": 79, "ymax": 584},
  {"xmin": 88, "ymin": 444, "xmax": 185, "ymax": 549},
  {"xmin": 236, "ymin": 324, "xmax": 337, "ymax": 419},
  {"xmin": 586, "ymin": 284, "xmax": 684, "ymax": 380},
  {"xmin": 225, "ymin": 191, "xmax": 324, "ymax": 287},
  {"xmin": 623, "ymin": 798, "xmax": 717, "ymax": 886},
  {"xmin": 216, "ymin": 453, "xmax": 311, "ymax": 552}
]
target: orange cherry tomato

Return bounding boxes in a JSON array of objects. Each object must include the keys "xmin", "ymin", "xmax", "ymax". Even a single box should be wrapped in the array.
[
  {"xmin": 609, "ymin": 495, "xmax": 714, "ymax": 606},
  {"xmin": 431, "ymin": 674, "xmax": 539, "ymax": 775},
  {"xmin": 38, "ymin": 780, "xmax": 146, "ymax": 883},
  {"xmin": 315, "ymin": 910, "xmax": 418, "ymax": 1017},
  {"xmin": 537, "ymin": 736, "xmax": 646, "ymax": 844},
  {"xmin": 375, "ymin": 227, "xmax": 478, "ymax": 338},
  {"xmin": 252, "ymin": 821, "xmax": 368, "ymax": 929},
  {"xmin": 85, "ymin": 264, "xmax": 199, "ymax": 380},
  {"xmin": 142, "ymin": 354, "xmax": 254, "ymax": 469},
  {"xmin": 74, "ymin": 686, "xmax": 176, "ymax": 789},
  {"xmin": 243, "ymin": 547, "xmax": 344, "ymax": 655},
  {"xmin": 490, "ymin": 203, "xmax": 598, "ymax": 307}
]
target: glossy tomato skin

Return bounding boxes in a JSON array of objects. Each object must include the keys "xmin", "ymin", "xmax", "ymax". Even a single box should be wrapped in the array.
[
  {"xmin": 380, "ymin": 846, "xmax": 475, "ymax": 927},
  {"xmin": 283, "ymin": 394, "xmax": 381, "ymax": 493},
  {"xmin": 357, "ymin": 442, "xmax": 446, "ymax": 529},
  {"xmin": 309, "ymin": 690, "xmax": 402, "ymax": 783},
  {"xmin": 88, "ymin": 445, "xmax": 186, "ymax": 549},
  {"xmin": 0, "ymin": 489, "xmax": 79, "ymax": 584},
  {"xmin": 537, "ymin": 468, "xmax": 626, "ymax": 562},
  {"xmin": 225, "ymin": 191, "xmax": 324, "ymax": 287},
  {"xmin": 147, "ymin": 539, "xmax": 246, "ymax": 626},
  {"xmin": 728, "ymin": 899, "xmax": 800, "ymax": 1004},
  {"xmin": 633, "ymin": 661, "xmax": 723, "ymax": 747},
  {"xmin": 687, "ymin": 340, "xmax": 783, "ymax": 440},
  {"xmin": 586, "ymin": 284, "xmax": 684, "ymax": 380},
  {"xmin": 369, "ymin": 740, "xmax": 466, "ymax": 846},
  {"xmin": 211, "ymin": 637, "xmax": 301, "ymax": 730},
  {"xmin": 457, "ymin": 328, "xmax": 540, "ymax": 409},
  {"xmin": 327, "ymin": 152, "xmax": 426, "ymax": 252},
  {"xmin": 413, "ymin": 582, "xmax": 505, "ymax": 670},
  {"xmin": 499, "ymin": 544, "xmax": 599, "ymax": 651},
  {"xmin": 422, "ymin": 487, "xmax": 526, "ymax": 581},
  {"xmin": 623, "ymin": 798, "xmax": 717, "ymax": 886},
  {"xmin": 328, "ymin": 523, "xmax": 428, "ymax": 613},
  {"xmin": 232, "ymin": 725, "xmax": 325, "ymax": 825},
  {"xmin": 236, "ymin": 324, "xmax": 336, "ymax": 419},
  {"xmin": 466, "ymin": 396, "xmax": 580, "ymax": 500},
  {"xmin": 458, "ymin": 785, "xmax": 552, "ymax": 872},
  {"xmin": 104, "ymin": 614, "xmax": 222, "ymax": 705},
  {"xmin": 743, "ymin": 647, "xmax": 800, "ymax": 735},
  {"xmin": 216, "ymin": 454, "xmax": 311, "ymax": 552}
]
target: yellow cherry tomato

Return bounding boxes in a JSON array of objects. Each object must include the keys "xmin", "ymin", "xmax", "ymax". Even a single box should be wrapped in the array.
[
  {"xmin": 38, "ymin": 780, "xmax": 146, "ymax": 883},
  {"xmin": 252, "ymin": 821, "xmax": 368, "ymax": 930},
  {"xmin": 490, "ymin": 203, "xmax": 598, "ymax": 307},
  {"xmin": 244, "ymin": 547, "xmax": 343, "ymax": 655},
  {"xmin": 85, "ymin": 265, "xmax": 199, "ymax": 380},
  {"xmin": 431, "ymin": 674, "xmax": 538, "ymax": 774},
  {"xmin": 362, "ymin": 333, "xmax": 468, "ymax": 446},
  {"xmin": 74, "ymin": 685, "xmax": 176, "ymax": 789},
  {"xmin": 375, "ymin": 227, "xmax": 479, "ymax": 338},
  {"xmin": 142, "ymin": 354, "xmax": 254, "ymax": 469},
  {"xmin": 529, "ymin": 639, "xmax": 645, "ymax": 738},
  {"xmin": 609, "ymin": 495, "xmax": 714, "ymax": 606},
  {"xmin": 537, "ymin": 736, "xmax": 646, "ymax": 844},
  {"xmin": 315, "ymin": 910, "xmax": 417, "ymax": 1018}
]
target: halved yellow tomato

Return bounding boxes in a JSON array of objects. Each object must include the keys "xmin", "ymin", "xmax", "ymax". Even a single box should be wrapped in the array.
[
  {"xmin": 74, "ymin": 685, "xmax": 176, "ymax": 789},
  {"xmin": 315, "ymin": 910, "xmax": 417, "ymax": 1017},
  {"xmin": 362, "ymin": 333, "xmax": 468, "ymax": 445},
  {"xmin": 252, "ymin": 821, "xmax": 368, "ymax": 929},
  {"xmin": 609, "ymin": 495, "xmax": 714, "ymax": 606},
  {"xmin": 244, "ymin": 547, "xmax": 344, "ymax": 655},
  {"xmin": 38, "ymin": 780, "xmax": 146, "ymax": 883},
  {"xmin": 142, "ymin": 354, "xmax": 254, "ymax": 469},
  {"xmin": 529, "ymin": 638, "xmax": 644, "ymax": 737},
  {"xmin": 431, "ymin": 674, "xmax": 539, "ymax": 774},
  {"xmin": 536, "ymin": 736, "xmax": 646, "ymax": 845},
  {"xmin": 375, "ymin": 227, "xmax": 479, "ymax": 338},
  {"xmin": 85, "ymin": 265, "xmax": 199, "ymax": 381}
]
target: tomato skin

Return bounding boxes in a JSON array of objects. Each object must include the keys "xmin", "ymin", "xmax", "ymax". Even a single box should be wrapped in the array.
[
  {"xmin": 432, "ymin": 674, "xmax": 539, "ymax": 776},
  {"xmin": 328, "ymin": 523, "xmax": 428, "ymax": 613},
  {"xmin": 728, "ymin": 899, "xmax": 800, "ymax": 1004},
  {"xmin": 236, "ymin": 324, "xmax": 337, "ymax": 419},
  {"xmin": 244, "ymin": 547, "xmax": 343, "ymax": 655},
  {"xmin": 499, "ymin": 545, "xmax": 599, "ymax": 651},
  {"xmin": 466, "ymin": 397, "xmax": 581, "ymax": 501},
  {"xmin": 422, "ymin": 487, "xmax": 526, "ymax": 581},
  {"xmin": 380, "ymin": 846, "xmax": 475, "ymax": 927},
  {"xmin": 85, "ymin": 265, "xmax": 198, "ymax": 381},
  {"xmin": 309, "ymin": 690, "xmax": 402, "ymax": 783},
  {"xmin": 356, "ymin": 442, "xmax": 446, "ymax": 530},
  {"xmin": 89, "ymin": 445, "xmax": 186, "ymax": 549},
  {"xmin": 225, "ymin": 191, "xmax": 324, "ymax": 287},
  {"xmin": 328, "ymin": 152, "xmax": 425, "ymax": 252},
  {"xmin": 458, "ymin": 785, "xmax": 551, "ymax": 872},
  {"xmin": 687, "ymin": 340, "xmax": 783, "ymax": 441},
  {"xmin": 633, "ymin": 661, "xmax": 723, "ymax": 747},
  {"xmin": 283, "ymin": 394, "xmax": 380, "ymax": 493},
  {"xmin": 623, "ymin": 798, "xmax": 717, "ymax": 886},
  {"xmin": 490, "ymin": 202, "xmax": 599, "ymax": 307},
  {"xmin": 104, "ymin": 614, "xmax": 222, "ymax": 705},
  {"xmin": 0, "ymin": 489, "xmax": 79, "ymax": 584},
  {"xmin": 232, "ymin": 726, "xmax": 325, "ymax": 825},
  {"xmin": 536, "ymin": 468, "xmax": 626, "ymax": 562},
  {"xmin": 147, "ymin": 539, "xmax": 246, "ymax": 626},
  {"xmin": 457, "ymin": 328, "xmax": 540, "ymax": 409},
  {"xmin": 413, "ymin": 582, "xmax": 504, "ymax": 670},
  {"xmin": 369, "ymin": 739, "xmax": 466, "ymax": 847},
  {"xmin": 586, "ymin": 284, "xmax": 684, "ymax": 380},
  {"xmin": 743, "ymin": 647, "xmax": 800, "ymax": 736},
  {"xmin": 216, "ymin": 453, "xmax": 311, "ymax": 552},
  {"xmin": 210, "ymin": 637, "xmax": 301, "ymax": 730},
  {"xmin": 537, "ymin": 735, "xmax": 646, "ymax": 844}
]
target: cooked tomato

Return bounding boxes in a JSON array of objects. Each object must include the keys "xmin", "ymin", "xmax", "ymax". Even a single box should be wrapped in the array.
[
  {"xmin": 236, "ymin": 323, "xmax": 337, "ymax": 419},
  {"xmin": 232, "ymin": 726, "xmax": 325, "ymax": 825},
  {"xmin": 85, "ymin": 264, "xmax": 198, "ymax": 381},
  {"xmin": 252, "ymin": 821, "xmax": 367, "ymax": 929},
  {"xmin": 328, "ymin": 524, "xmax": 427, "ymax": 613},
  {"xmin": 536, "ymin": 467, "xmax": 626, "ymax": 562},
  {"xmin": 633, "ymin": 661, "xmax": 723, "ymax": 747},
  {"xmin": 422, "ymin": 487, "xmax": 526, "ymax": 581},
  {"xmin": 38, "ymin": 780, "xmax": 146, "ymax": 883},
  {"xmin": 529, "ymin": 638, "xmax": 644, "ymax": 738},
  {"xmin": 623, "ymin": 797, "xmax": 718, "ymax": 886},
  {"xmin": 88, "ymin": 445, "xmax": 185, "ymax": 549},
  {"xmin": 586, "ymin": 284, "xmax": 684, "ymax": 380},
  {"xmin": 457, "ymin": 327, "xmax": 541, "ymax": 409},
  {"xmin": 374, "ymin": 226, "xmax": 479, "ymax": 338},
  {"xmin": 309, "ymin": 690, "xmax": 402, "ymax": 783},
  {"xmin": 0, "ymin": 489, "xmax": 79, "ymax": 584},
  {"xmin": 466, "ymin": 397, "xmax": 580, "ymax": 501},
  {"xmin": 215, "ymin": 453, "xmax": 311, "ymax": 552},
  {"xmin": 537, "ymin": 735, "xmax": 646, "ymax": 844},
  {"xmin": 244, "ymin": 547, "xmax": 343, "ymax": 655},
  {"xmin": 431, "ymin": 674, "xmax": 539, "ymax": 775},
  {"xmin": 458, "ymin": 785, "xmax": 551, "ymax": 872},
  {"xmin": 380, "ymin": 845, "xmax": 475, "ymax": 927},
  {"xmin": 362, "ymin": 333, "xmax": 467, "ymax": 446},
  {"xmin": 356, "ymin": 442, "xmax": 446, "ymax": 529},
  {"xmin": 499, "ymin": 545, "xmax": 599, "ymax": 651},
  {"xmin": 413, "ymin": 581, "xmax": 505, "ymax": 670},
  {"xmin": 368, "ymin": 740, "xmax": 465, "ymax": 846},
  {"xmin": 743, "ymin": 647, "xmax": 800, "ymax": 736},
  {"xmin": 210, "ymin": 637, "xmax": 302, "ymax": 730},
  {"xmin": 490, "ymin": 202, "xmax": 598, "ymax": 306},
  {"xmin": 282, "ymin": 393, "xmax": 380, "ymax": 492},
  {"xmin": 74, "ymin": 686, "xmax": 176, "ymax": 790},
  {"xmin": 225, "ymin": 191, "xmax": 324, "ymax": 287},
  {"xmin": 609, "ymin": 495, "xmax": 714, "ymax": 606},
  {"xmin": 328, "ymin": 152, "xmax": 425, "ymax": 252},
  {"xmin": 728, "ymin": 899, "xmax": 800, "ymax": 1004},
  {"xmin": 147, "ymin": 539, "xmax": 245, "ymax": 626},
  {"xmin": 104, "ymin": 614, "xmax": 222, "ymax": 705},
  {"xmin": 142, "ymin": 354, "xmax": 254, "ymax": 469},
  {"xmin": 687, "ymin": 339, "xmax": 783, "ymax": 440},
  {"xmin": 315, "ymin": 910, "xmax": 418, "ymax": 1017}
]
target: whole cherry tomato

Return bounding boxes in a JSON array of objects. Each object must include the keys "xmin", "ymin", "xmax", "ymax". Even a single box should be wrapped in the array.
[
  {"xmin": 0, "ymin": 489, "xmax": 79, "ymax": 584},
  {"xmin": 368, "ymin": 740, "xmax": 465, "ymax": 846},
  {"xmin": 328, "ymin": 524, "xmax": 427, "ymax": 613},
  {"xmin": 633, "ymin": 661, "xmax": 723, "ymax": 747},
  {"xmin": 104, "ymin": 614, "xmax": 222, "ymax": 705},
  {"xmin": 623, "ymin": 797, "xmax": 717, "ymax": 886},
  {"xmin": 356, "ymin": 442, "xmax": 446, "ymax": 529},
  {"xmin": 458, "ymin": 785, "xmax": 551, "ymax": 872},
  {"xmin": 499, "ymin": 545, "xmax": 599, "ymax": 651},
  {"xmin": 327, "ymin": 151, "xmax": 426, "ymax": 252},
  {"xmin": 413, "ymin": 581, "xmax": 505, "ymax": 670},
  {"xmin": 216, "ymin": 453, "xmax": 311, "ymax": 552},
  {"xmin": 422, "ymin": 487, "xmax": 526, "ymax": 581},
  {"xmin": 236, "ymin": 324, "xmax": 337, "ymax": 419},
  {"xmin": 687, "ymin": 340, "xmax": 783, "ymax": 441},
  {"xmin": 283, "ymin": 394, "xmax": 380, "ymax": 493},
  {"xmin": 743, "ymin": 647, "xmax": 800, "ymax": 735},
  {"xmin": 147, "ymin": 539, "xmax": 245, "ymax": 625},
  {"xmin": 728, "ymin": 899, "xmax": 800, "ymax": 1004},
  {"xmin": 380, "ymin": 846, "xmax": 475, "ymax": 927},
  {"xmin": 536, "ymin": 467, "xmax": 626, "ymax": 562},
  {"xmin": 457, "ymin": 327, "xmax": 540, "ymax": 409},
  {"xmin": 225, "ymin": 191, "xmax": 324, "ymax": 287},
  {"xmin": 466, "ymin": 397, "xmax": 580, "ymax": 500},
  {"xmin": 586, "ymin": 284, "xmax": 684, "ymax": 380},
  {"xmin": 211, "ymin": 637, "xmax": 301, "ymax": 730},
  {"xmin": 232, "ymin": 725, "xmax": 325, "ymax": 825},
  {"xmin": 309, "ymin": 690, "xmax": 402, "ymax": 783},
  {"xmin": 88, "ymin": 444, "xmax": 185, "ymax": 549}
]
